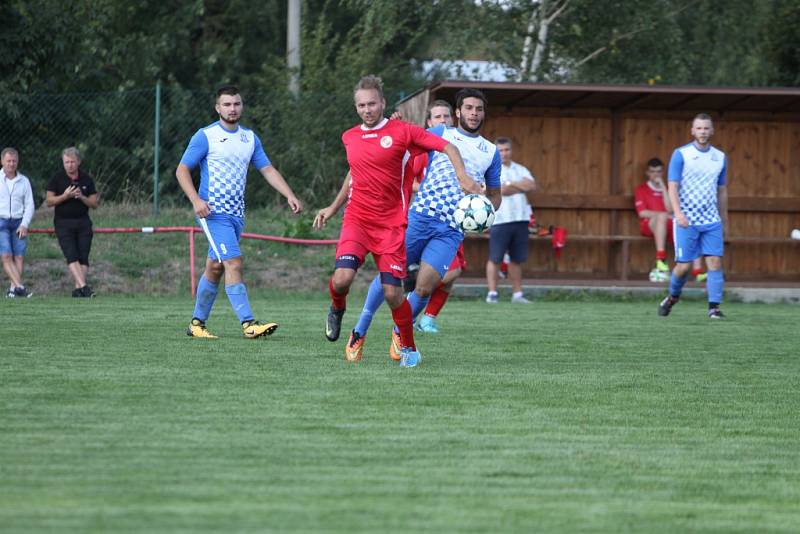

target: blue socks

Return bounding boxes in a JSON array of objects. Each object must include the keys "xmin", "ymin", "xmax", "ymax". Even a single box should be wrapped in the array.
[
  {"xmin": 407, "ymin": 289, "xmax": 430, "ymax": 321},
  {"xmin": 669, "ymin": 271, "xmax": 689, "ymax": 298},
  {"xmin": 706, "ymin": 269, "xmax": 724, "ymax": 304},
  {"xmin": 354, "ymin": 276, "xmax": 385, "ymax": 337},
  {"xmin": 192, "ymin": 276, "xmax": 219, "ymax": 322},
  {"xmin": 225, "ymin": 283, "xmax": 254, "ymax": 323}
]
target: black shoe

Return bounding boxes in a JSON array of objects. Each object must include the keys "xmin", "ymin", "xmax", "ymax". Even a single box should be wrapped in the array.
[
  {"xmin": 325, "ymin": 306, "xmax": 345, "ymax": 341},
  {"xmin": 14, "ymin": 286, "xmax": 32, "ymax": 298},
  {"xmin": 658, "ymin": 295, "xmax": 678, "ymax": 316},
  {"xmin": 80, "ymin": 285, "xmax": 95, "ymax": 298},
  {"xmin": 708, "ymin": 307, "xmax": 725, "ymax": 319},
  {"xmin": 72, "ymin": 288, "xmax": 83, "ymax": 298}
]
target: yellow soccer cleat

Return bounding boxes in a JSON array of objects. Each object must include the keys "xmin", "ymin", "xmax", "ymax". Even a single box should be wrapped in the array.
[
  {"xmin": 187, "ymin": 318, "xmax": 218, "ymax": 339},
  {"xmin": 345, "ymin": 330, "xmax": 365, "ymax": 362},
  {"xmin": 242, "ymin": 320, "xmax": 279, "ymax": 339},
  {"xmin": 656, "ymin": 259, "xmax": 670, "ymax": 273},
  {"xmin": 389, "ymin": 328, "xmax": 403, "ymax": 362}
]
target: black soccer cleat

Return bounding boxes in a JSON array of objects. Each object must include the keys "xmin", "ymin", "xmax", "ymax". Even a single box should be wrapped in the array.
[
  {"xmin": 658, "ymin": 295, "xmax": 679, "ymax": 316},
  {"xmin": 325, "ymin": 306, "xmax": 345, "ymax": 342}
]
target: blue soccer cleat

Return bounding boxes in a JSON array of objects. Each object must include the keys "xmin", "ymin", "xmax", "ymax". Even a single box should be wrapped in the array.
[
  {"xmin": 416, "ymin": 315, "xmax": 439, "ymax": 334},
  {"xmin": 399, "ymin": 348, "xmax": 421, "ymax": 368}
]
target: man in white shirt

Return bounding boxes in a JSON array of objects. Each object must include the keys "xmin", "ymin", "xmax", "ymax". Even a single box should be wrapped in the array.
[
  {"xmin": 0, "ymin": 147, "xmax": 35, "ymax": 298},
  {"xmin": 485, "ymin": 137, "xmax": 536, "ymax": 304}
]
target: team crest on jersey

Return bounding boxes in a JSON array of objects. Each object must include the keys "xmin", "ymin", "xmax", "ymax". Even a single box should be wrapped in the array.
[
  {"xmin": 240, "ymin": 132, "xmax": 249, "ymax": 143},
  {"xmin": 380, "ymin": 136, "xmax": 393, "ymax": 148}
]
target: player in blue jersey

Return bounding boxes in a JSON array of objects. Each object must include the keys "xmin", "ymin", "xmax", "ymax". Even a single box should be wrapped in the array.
[
  {"xmin": 176, "ymin": 85, "xmax": 303, "ymax": 338},
  {"xmin": 658, "ymin": 113, "xmax": 728, "ymax": 319},
  {"xmin": 345, "ymin": 89, "xmax": 501, "ymax": 365}
]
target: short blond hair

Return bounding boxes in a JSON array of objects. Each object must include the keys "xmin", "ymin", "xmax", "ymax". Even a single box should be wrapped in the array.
[
  {"xmin": 354, "ymin": 75, "xmax": 384, "ymax": 101},
  {"xmin": 1, "ymin": 147, "xmax": 18, "ymax": 159},
  {"xmin": 62, "ymin": 147, "xmax": 82, "ymax": 162}
]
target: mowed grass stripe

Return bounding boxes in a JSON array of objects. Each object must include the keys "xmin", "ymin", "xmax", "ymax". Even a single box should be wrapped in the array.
[{"xmin": 1, "ymin": 296, "xmax": 799, "ymax": 532}]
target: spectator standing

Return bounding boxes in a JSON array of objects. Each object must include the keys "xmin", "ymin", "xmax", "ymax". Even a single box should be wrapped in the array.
[
  {"xmin": 0, "ymin": 148, "xmax": 35, "ymax": 298},
  {"xmin": 485, "ymin": 137, "xmax": 536, "ymax": 304},
  {"xmin": 46, "ymin": 147, "xmax": 99, "ymax": 297}
]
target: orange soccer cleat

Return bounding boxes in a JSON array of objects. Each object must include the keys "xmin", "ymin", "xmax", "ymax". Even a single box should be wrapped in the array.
[
  {"xmin": 389, "ymin": 328, "xmax": 403, "ymax": 361},
  {"xmin": 345, "ymin": 330, "xmax": 365, "ymax": 362}
]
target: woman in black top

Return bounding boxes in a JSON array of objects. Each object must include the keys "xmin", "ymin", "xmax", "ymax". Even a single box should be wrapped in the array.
[{"xmin": 45, "ymin": 147, "xmax": 100, "ymax": 297}]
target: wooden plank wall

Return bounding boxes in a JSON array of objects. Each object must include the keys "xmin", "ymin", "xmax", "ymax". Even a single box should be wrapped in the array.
[{"xmin": 462, "ymin": 108, "xmax": 800, "ymax": 280}]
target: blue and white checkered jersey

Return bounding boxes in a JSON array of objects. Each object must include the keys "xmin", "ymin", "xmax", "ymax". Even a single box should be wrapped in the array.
[
  {"xmin": 410, "ymin": 125, "xmax": 501, "ymax": 230},
  {"xmin": 668, "ymin": 143, "xmax": 727, "ymax": 226},
  {"xmin": 180, "ymin": 121, "xmax": 271, "ymax": 218}
]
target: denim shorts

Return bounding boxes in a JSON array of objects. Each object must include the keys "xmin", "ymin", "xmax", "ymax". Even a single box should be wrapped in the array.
[{"xmin": 0, "ymin": 218, "xmax": 27, "ymax": 257}]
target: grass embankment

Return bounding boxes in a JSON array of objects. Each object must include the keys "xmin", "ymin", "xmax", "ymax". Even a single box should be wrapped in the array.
[{"xmin": 24, "ymin": 203, "xmax": 358, "ymax": 296}]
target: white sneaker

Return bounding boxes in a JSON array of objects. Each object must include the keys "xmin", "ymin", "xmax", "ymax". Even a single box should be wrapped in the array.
[
  {"xmin": 511, "ymin": 294, "xmax": 531, "ymax": 304},
  {"xmin": 486, "ymin": 291, "xmax": 498, "ymax": 303}
]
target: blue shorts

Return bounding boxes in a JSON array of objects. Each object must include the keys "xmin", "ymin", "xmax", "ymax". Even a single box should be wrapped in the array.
[
  {"xmin": 673, "ymin": 220, "xmax": 724, "ymax": 262},
  {"xmin": 198, "ymin": 213, "xmax": 244, "ymax": 261},
  {"xmin": 406, "ymin": 212, "xmax": 463, "ymax": 279},
  {"xmin": 0, "ymin": 218, "xmax": 27, "ymax": 257}
]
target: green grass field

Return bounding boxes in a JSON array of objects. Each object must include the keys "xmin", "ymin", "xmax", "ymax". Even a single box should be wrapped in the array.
[{"xmin": 2, "ymin": 294, "xmax": 799, "ymax": 532}]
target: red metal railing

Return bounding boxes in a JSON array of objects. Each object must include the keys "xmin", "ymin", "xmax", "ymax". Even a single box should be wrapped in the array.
[{"xmin": 29, "ymin": 227, "xmax": 337, "ymax": 296}]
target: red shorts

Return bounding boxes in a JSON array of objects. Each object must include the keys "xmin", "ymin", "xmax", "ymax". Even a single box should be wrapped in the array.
[
  {"xmin": 336, "ymin": 217, "xmax": 406, "ymax": 279},
  {"xmin": 640, "ymin": 218, "xmax": 673, "ymax": 240},
  {"xmin": 448, "ymin": 242, "xmax": 467, "ymax": 271}
]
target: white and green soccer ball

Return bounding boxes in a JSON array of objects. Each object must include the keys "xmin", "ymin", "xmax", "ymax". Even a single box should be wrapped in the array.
[{"xmin": 454, "ymin": 194, "xmax": 495, "ymax": 233}]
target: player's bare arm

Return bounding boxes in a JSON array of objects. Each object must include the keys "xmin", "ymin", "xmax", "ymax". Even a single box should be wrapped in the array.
[
  {"xmin": 485, "ymin": 185, "xmax": 502, "ymax": 211},
  {"xmin": 442, "ymin": 143, "xmax": 480, "ymax": 194},
  {"xmin": 668, "ymin": 181, "xmax": 688, "ymax": 227},
  {"xmin": 313, "ymin": 172, "xmax": 351, "ymax": 229},
  {"xmin": 260, "ymin": 165, "xmax": 303, "ymax": 214},
  {"xmin": 176, "ymin": 163, "xmax": 211, "ymax": 218}
]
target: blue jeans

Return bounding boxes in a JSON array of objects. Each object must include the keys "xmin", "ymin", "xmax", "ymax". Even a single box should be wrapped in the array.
[{"xmin": 0, "ymin": 218, "xmax": 27, "ymax": 257}]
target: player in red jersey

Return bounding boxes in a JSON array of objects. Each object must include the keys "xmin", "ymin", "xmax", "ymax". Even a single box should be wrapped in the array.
[
  {"xmin": 313, "ymin": 76, "xmax": 477, "ymax": 365},
  {"xmin": 635, "ymin": 157, "xmax": 704, "ymax": 282}
]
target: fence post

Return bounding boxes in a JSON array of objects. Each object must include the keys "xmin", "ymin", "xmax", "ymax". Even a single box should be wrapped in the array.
[
  {"xmin": 153, "ymin": 80, "xmax": 162, "ymax": 215},
  {"xmin": 189, "ymin": 227, "xmax": 196, "ymax": 297}
]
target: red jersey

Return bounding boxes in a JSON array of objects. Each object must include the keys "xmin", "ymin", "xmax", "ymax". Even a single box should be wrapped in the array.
[
  {"xmin": 634, "ymin": 182, "xmax": 667, "ymax": 217},
  {"xmin": 342, "ymin": 119, "xmax": 447, "ymax": 227},
  {"xmin": 404, "ymin": 152, "xmax": 429, "ymax": 207}
]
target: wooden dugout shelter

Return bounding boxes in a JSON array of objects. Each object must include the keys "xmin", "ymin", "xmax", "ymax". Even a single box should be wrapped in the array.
[{"xmin": 396, "ymin": 81, "xmax": 800, "ymax": 281}]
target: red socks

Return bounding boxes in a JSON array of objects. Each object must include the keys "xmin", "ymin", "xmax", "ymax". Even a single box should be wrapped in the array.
[
  {"xmin": 329, "ymin": 277, "xmax": 348, "ymax": 311},
  {"xmin": 391, "ymin": 299, "xmax": 416, "ymax": 350},
  {"xmin": 656, "ymin": 250, "xmax": 667, "ymax": 260},
  {"xmin": 424, "ymin": 284, "xmax": 450, "ymax": 318}
]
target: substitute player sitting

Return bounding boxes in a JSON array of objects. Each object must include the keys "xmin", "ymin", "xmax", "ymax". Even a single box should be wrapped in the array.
[
  {"xmin": 176, "ymin": 85, "xmax": 303, "ymax": 339},
  {"xmin": 635, "ymin": 157, "xmax": 704, "ymax": 282},
  {"xmin": 314, "ymin": 75, "xmax": 476, "ymax": 367}
]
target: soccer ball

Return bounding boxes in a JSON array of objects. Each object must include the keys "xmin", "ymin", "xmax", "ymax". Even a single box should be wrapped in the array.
[{"xmin": 454, "ymin": 194, "xmax": 495, "ymax": 233}]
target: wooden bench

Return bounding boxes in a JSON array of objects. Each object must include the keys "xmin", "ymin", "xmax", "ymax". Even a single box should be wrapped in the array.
[{"xmin": 465, "ymin": 233, "xmax": 799, "ymax": 280}]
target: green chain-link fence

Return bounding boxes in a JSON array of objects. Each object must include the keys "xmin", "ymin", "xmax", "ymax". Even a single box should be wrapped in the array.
[{"xmin": 0, "ymin": 85, "xmax": 361, "ymax": 213}]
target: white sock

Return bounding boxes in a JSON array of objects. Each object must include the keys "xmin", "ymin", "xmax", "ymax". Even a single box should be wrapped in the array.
[
  {"xmin": 487, "ymin": 291, "xmax": 498, "ymax": 297},
  {"xmin": 512, "ymin": 291, "xmax": 524, "ymax": 299}
]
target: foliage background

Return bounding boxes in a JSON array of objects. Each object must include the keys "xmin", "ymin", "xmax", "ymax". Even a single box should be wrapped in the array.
[{"xmin": 1, "ymin": 0, "xmax": 798, "ymax": 209}]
